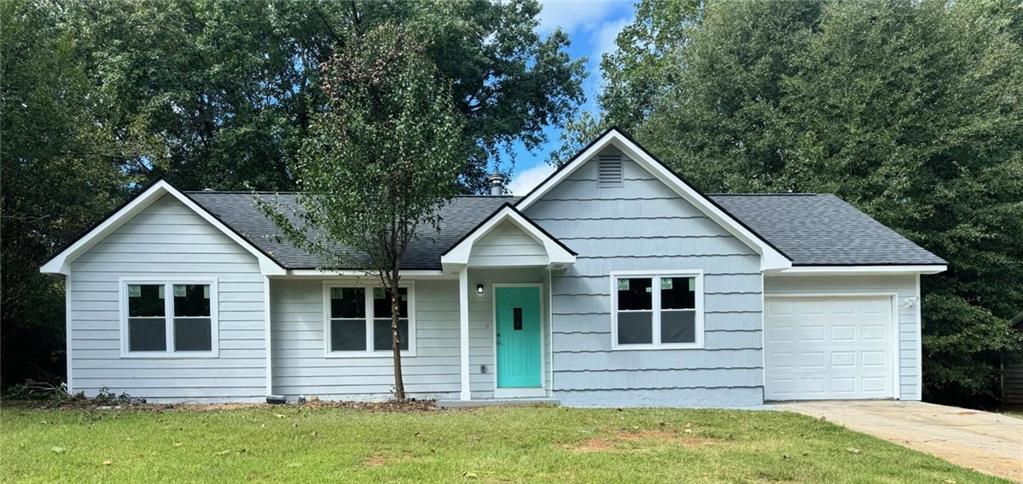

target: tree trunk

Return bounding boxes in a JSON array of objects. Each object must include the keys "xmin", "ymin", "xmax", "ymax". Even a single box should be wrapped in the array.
[{"xmin": 391, "ymin": 284, "xmax": 406, "ymax": 400}]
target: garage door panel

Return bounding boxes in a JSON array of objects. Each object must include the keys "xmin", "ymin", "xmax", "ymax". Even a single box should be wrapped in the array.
[{"xmin": 765, "ymin": 296, "xmax": 894, "ymax": 401}]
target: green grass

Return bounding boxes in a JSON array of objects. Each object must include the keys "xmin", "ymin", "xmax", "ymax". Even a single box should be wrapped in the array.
[{"xmin": 0, "ymin": 405, "xmax": 1004, "ymax": 483}]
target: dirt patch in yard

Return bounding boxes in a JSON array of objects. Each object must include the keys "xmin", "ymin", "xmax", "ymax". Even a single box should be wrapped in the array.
[
  {"xmin": 564, "ymin": 430, "xmax": 718, "ymax": 453},
  {"xmin": 364, "ymin": 451, "xmax": 415, "ymax": 468}
]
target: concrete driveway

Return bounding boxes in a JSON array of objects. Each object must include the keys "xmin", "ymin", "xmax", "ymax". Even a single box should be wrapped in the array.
[{"xmin": 773, "ymin": 401, "xmax": 1023, "ymax": 482}]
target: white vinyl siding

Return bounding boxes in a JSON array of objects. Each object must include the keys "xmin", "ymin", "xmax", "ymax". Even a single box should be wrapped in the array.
[{"xmin": 68, "ymin": 195, "xmax": 266, "ymax": 402}]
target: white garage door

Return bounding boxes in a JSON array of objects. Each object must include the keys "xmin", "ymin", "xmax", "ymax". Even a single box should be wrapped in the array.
[{"xmin": 764, "ymin": 296, "xmax": 894, "ymax": 401}]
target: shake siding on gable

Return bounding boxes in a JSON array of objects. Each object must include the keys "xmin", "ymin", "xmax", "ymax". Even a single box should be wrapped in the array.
[
  {"xmin": 523, "ymin": 149, "xmax": 765, "ymax": 407},
  {"xmin": 68, "ymin": 195, "xmax": 267, "ymax": 402}
]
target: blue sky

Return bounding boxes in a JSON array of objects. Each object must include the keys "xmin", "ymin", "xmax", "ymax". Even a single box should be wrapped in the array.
[{"xmin": 504, "ymin": 0, "xmax": 636, "ymax": 195}]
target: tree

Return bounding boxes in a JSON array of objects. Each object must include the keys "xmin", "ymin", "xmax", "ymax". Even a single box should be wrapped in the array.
[
  {"xmin": 260, "ymin": 24, "xmax": 466, "ymax": 400},
  {"xmin": 1, "ymin": 0, "xmax": 131, "ymax": 387},
  {"xmin": 64, "ymin": 0, "xmax": 584, "ymax": 192},
  {"xmin": 593, "ymin": 0, "xmax": 1023, "ymax": 405},
  {"xmin": 1, "ymin": 0, "xmax": 585, "ymax": 393}
]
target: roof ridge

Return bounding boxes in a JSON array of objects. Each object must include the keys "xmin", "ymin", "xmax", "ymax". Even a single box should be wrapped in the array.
[
  {"xmin": 184, "ymin": 191, "xmax": 520, "ymax": 198},
  {"xmin": 707, "ymin": 190, "xmax": 818, "ymax": 194}
]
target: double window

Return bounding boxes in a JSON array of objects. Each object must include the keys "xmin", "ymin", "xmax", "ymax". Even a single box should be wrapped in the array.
[
  {"xmin": 325, "ymin": 284, "xmax": 415, "ymax": 356},
  {"xmin": 611, "ymin": 271, "xmax": 703, "ymax": 349},
  {"xmin": 120, "ymin": 280, "xmax": 218, "ymax": 356}
]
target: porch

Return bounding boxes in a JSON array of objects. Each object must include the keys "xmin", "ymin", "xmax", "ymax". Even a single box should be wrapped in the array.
[{"xmin": 267, "ymin": 205, "xmax": 576, "ymax": 402}]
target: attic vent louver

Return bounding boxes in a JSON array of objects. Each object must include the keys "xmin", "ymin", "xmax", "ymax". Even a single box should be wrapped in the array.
[{"xmin": 597, "ymin": 154, "xmax": 623, "ymax": 187}]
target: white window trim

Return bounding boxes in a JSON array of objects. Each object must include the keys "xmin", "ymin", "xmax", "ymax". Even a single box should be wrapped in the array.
[
  {"xmin": 322, "ymin": 281, "xmax": 417, "ymax": 358},
  {"xmin": 118, "ymin": 277, "xmax": 220, "ymax": 358},
  {"xmin": 610, "ymin": 270, "xmax": 704, "ymax": 350}
]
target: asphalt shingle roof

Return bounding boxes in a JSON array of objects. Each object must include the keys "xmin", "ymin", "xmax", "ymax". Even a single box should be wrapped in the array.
[
  {"xmin": 187, "ymin": 192, "xmax": 515, "ymax": 270},
  {"xmin": 185, "ymin": 191, "xmax": 944, "ymax": 270},
  {"xmin": 708, "ymin": 193, "xmax": 945, "ymax": 266}
]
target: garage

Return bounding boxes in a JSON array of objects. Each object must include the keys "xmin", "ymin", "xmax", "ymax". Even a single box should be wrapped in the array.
[{"xmin": 764, "ymin": 295, "xmax": 896, "ymax": 401}]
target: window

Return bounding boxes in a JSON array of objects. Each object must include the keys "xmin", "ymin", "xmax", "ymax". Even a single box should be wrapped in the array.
[
  {"xmin": 325, "ymin": 284, "xmax": 415, "ymax": 356},
  {"xmin": 611, "ymin": 272, "xmax": 703, "ymax": 349},
  {"xmin": 121, "ymin": 280, "xmax": 218, "ymax": 356}
]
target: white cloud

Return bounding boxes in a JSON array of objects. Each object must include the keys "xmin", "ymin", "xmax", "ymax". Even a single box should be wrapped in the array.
[
  {"xmin": 578, "ymin": 17, "xmax": 632, "ymax": 113},
  {"xmin": 537, "ymin": 0, "xmax": 625, "ymax": 34},
  {"xmin": 594, "ymin": 17, "xmax": 631, "ymax": 61},
  {"xmin": 507, "ymin": 163, "xmax": 557, "ymax": 195}
]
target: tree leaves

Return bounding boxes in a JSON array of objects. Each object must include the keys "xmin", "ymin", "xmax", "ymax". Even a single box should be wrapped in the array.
[{"xmin": 596, "ymin": 0, "xmax": 1023, "ymax": 404}]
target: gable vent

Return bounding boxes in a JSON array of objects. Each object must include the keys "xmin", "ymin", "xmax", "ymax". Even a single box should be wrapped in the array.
[{"xmin": 597, "ymin": 154, "xmax": 623, "ymax": 187}]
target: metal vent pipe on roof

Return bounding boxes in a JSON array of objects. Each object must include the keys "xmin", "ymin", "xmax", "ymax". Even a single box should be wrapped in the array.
[{"xmin": 488, "ymin": 172, "xmax": 506, "ymax": 196}]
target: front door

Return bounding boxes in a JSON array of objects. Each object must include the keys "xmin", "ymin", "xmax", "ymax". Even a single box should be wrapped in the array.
[{"xmin": 495, "ymin": 286, "xmax": 542, "ymax": 389}]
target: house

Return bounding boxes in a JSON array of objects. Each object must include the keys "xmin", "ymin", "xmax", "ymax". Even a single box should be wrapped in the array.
[{"xmin": 40, "ymin": 129, "xmax": 946, "ymax": 406}]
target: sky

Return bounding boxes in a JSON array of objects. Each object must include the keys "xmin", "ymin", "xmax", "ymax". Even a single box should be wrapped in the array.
[{"xmin": 504, "ymin": 0, "xmax": 636, "ymax": 195}]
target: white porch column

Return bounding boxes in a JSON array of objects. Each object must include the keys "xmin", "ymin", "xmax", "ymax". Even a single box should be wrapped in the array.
[{"xmin": 459, "ymin": 267, "xmax": 471, "ymax": 400}]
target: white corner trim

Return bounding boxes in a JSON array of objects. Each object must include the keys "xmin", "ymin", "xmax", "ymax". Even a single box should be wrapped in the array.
[
  {"xmin": 458, "ymin": 267, "xmax": 471, "ymax": 401},
  {"xmin": 64, "ymin": 276, "xmax": 73, "ymax": 394},
  {"xmin": 440, "ymin": 205, "xmax": 575, "ymax": 270},
  {"xmin": 769, "ymin": 265, "xmax": 947, "ymax": 276},
  {"xmin": 264, "ymin": 275, "xmax": 273, "ymax": 396},
  {"xmin": 39, "ymin": 180, "xmax": 286, "ymax": 276},
  {"xmin": 514, "ymin": 129, "xmax": 791, "ymax": 271}
]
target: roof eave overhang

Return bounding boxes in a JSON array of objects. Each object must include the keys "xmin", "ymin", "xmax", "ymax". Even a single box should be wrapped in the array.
[
  {"xmin": 514, "ymin": 128, "xmax": 792, "ymax": 272},
  {"xmin": 39, "ymin": 180, "xmax": 287, "ymax": 276},
  {"xmin": 767, "ymin": 264, "xmax": 948, "ymax": 277},
  {"xmin": 439, "ymin": 204, "xmax": 576, "ymax": 273}
]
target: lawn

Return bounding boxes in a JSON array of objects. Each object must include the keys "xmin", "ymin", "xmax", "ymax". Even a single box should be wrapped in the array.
[{"xmin": 0, "ymin": 404, "xmax": 1004, "ymax": 483}]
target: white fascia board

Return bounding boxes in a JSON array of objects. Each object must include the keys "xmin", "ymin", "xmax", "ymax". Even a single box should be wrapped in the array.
[
  {"xmin": 39, "ymin": 180, "xmax": 286, "ymax": 276},
  {"xmin": 768, "ymin": 265, "xmax": 948, "ymax": 277},
  {"xmin": 439, "ymin": 206, "xmax": 575, "ymax": 269},
  {"xmin": 515, "ymin": 129, "xmax": 791, "ymax": 272}
]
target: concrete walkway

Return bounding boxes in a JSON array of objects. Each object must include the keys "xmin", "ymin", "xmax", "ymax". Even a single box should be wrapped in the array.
[{"xmin": 774, "ymin": 401, "xmax": 1023, "ymax": 482}]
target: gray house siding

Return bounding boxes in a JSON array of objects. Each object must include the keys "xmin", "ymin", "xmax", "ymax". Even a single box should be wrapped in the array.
[
  {"xmin": 763, "ymin": 274, "xmax": 922, "ymax": 400},
  {"xmin": 68, "ymin": 195, "xmax": 267, "ymax": 402},
  {"xmin": 524, "ymin": 149, "xmax": 765, "ymax": 407}
]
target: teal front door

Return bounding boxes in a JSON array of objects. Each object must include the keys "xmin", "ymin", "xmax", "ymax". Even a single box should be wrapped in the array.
[{"xmin": 495, "ymin": 286, "xmax": 542, "ymax": 388}]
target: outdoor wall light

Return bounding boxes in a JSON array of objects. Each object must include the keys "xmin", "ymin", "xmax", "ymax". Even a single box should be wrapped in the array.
[{"xmin": 476, "ymin": 284, "xmax": 485, "ymax": 295}]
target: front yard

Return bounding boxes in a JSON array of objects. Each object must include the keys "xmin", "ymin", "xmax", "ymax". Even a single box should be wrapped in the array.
[{"xmin": 0, "ymin": 404, "xmax": 1003, "ymax": 482}]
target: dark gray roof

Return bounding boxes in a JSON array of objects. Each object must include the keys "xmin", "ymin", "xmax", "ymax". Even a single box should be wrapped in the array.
[
  {"xmin": 186, "ymin": 192, "xmax": 515, "ymax": 270},
  {"xmin": 708, "ymin": 193, "xmax": 945, "ymax": 266},
  {"xmin": 185, "ymin": 191, "xmax": 944, "ymax": 269}
]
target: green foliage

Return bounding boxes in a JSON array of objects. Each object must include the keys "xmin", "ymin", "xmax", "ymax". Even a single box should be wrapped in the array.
[
  {"xmin": 596, "ymin": 0, "xmax": 1023, "ymax": 404},
  {"xmin": 260, "ymin": 24, "xmax": 467, "ymax": 399},
  {"xmin": 62, "ymin": 0, "xmax": 584, "ymax": 192},
  {"xmin": 1, "ymin": 0, "xmax": 583, "ymax": 391},
  {"xmin": 1, "ymin": 0, "xmax": 131, "ymax": 388}
]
